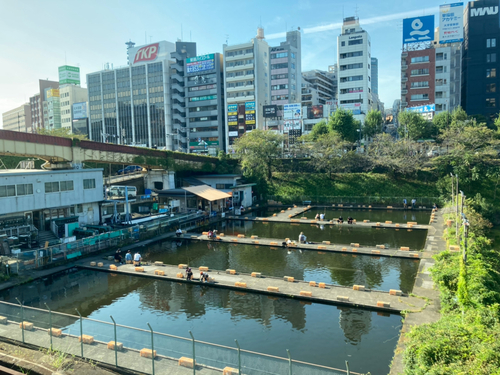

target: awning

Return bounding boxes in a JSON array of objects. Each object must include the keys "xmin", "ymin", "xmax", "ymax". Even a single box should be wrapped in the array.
[{"xmin": 182, "ymin": 185, "xmax": 231, "ymax": 202}]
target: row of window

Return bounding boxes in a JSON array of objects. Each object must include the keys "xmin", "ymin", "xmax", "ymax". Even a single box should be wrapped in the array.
[
  {"xmin": 226, "ymin": 81, "xmax": 253, "ymax": 88},
  {"xmin": 271, "ymin": 94, "xmax": 289, "ymax": 101},
  {"xmin": 487, "ymin": 38, "xmax": 497, "ymax": 48},
  {"xmin": 340, "ymin": 63, "xmax": 363, "ymax": 71},
  {"xmin": 340, "ymin": 51, "xmax": 363, "ymax": 59},
  {"xmin": 340, "ymin": 75, "xmax": 363, "ymax": 82},
  {"xmin": 340, "ymin": 39, "xmax": 364, "ymax": 46},
  {"xmin": 411, "ymin": 69, "xmax": 429, "ymax": 76},
  {"xmin": 0, "ymin": 184, "xmax": 33, "ymax": 198},
  {"xmin": 226, "ymin": 48, "xmax": 254, "ymax": 57},
  {"xmin": 411, "ymin": 56, "xmax": 429, "ymax": 64},
  {"xmin": 271, "ymin": 84, "xmax": 288, "ymax": 90},
  {"xmin": 226, "ymin": 70, "xmax": 254, "ymax": 78},
  {"xmin": 226, "ymin": 59, "xmax": 254, "ymax": 68},
  {"xmin": 271, "ymin": 52, "xmax": 288, "ymax": 59},
  {"xmin": 0, "ymin": 179, "xmax": 96, "ymax": 198},
  {"xmin": 411, "ymin": 94, "xmax": 429, "ymax": 101},
  {"xmin": 340, "ymin": 87, "xmax": 363, "ymax": 94},
  {"xmin": 189, "ymin": 115, "xmax": 218, "ymax": 122}
]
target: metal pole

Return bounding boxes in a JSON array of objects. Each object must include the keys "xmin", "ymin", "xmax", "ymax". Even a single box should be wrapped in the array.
[
  {"xmin": 15, "ymin": 298, "xmax": 24, "ymax": 343},
  {"xmin": 189, "ymin": 330, "xmax": 196, "ymax": 375},
  {"xmin": 147, "ymin": 323, "xmax": 155, "ymax": 375},
  {"xmin": 44, "ymin": 303, "xmax": 52, "ymax": 351},
  {"xmin": 286, "ymin": 349, "xmax": 292, "ymax": 375},
  {"xmin": 455, "ymin": 174, "xmax": 459, "ymax": 242},
  {"xmin": 75, "ymin": 309, "xmax": 83, "ymax": 358},
  {"xmin": 235, "ymin": 339, "xmax": 241, "ymax": 375},
  {"xmin": 110, "ymin": 315, "xmax": 118, "ymax": 367},
  {"xmin": 346, "ymin": 360, "xmax": 350, "ymax": 375}
]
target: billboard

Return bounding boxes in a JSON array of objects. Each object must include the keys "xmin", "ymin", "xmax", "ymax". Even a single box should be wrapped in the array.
[
  {"xmin": 439, "ymin": 3, "xmax": 464, "ymax": 44},
  {"xmin": 263, "ymin": 105, "xmax": 278, "ymax": 118},
  {"xmin": 403, "ymin": 15, "xmax": 434, "ymax": 44},
  {"xmin": 307, "ymin": 105, "xmax": 324, "ymax": 119},
  {"xmin": 133, "ymin": 43, "xmax": 159, "ymax": 64},
  {"xmin": 283, "ymin": 119, "xmax": 301, "ymax": 133},
  {"xmin": 407, "ymin": 104, "xmax": 435, "ymax": 113},
  {"xmin": 72, "ymin": 102, "xmax": 87, "ymax": 120},
  {"xmin": 340, "ymin": 103, "xmax": 361, "ymax": 115},
  {"xmin": 289, "ymin": 129, "xmax": 302, "ymax": 145},
  {"xmin": 186, "ymin": 54, "xmax": 215, "ymax": 73},
  {"xmin": 283, "ymin": 103, "xmax": 302, "ymax": 120},
  {"xmin": 245, "ymin": 101, "xmax": 255, "ymax": 111},
  {"xmin": 228, "ymin": 131, "xmax": 238, "ymax": 137},
  {"xmin": 58, "ymin": 65, "xmax": 80, "ymax": 85},
  {"xmin": 46, "ymin": 89, "xmax": 60, "ymax": 98}
]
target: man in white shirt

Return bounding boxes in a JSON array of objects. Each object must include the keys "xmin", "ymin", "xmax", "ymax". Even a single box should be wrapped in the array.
[{"xmin": 134, "ymin": 252, "xmax": 142, "ymax": 266}]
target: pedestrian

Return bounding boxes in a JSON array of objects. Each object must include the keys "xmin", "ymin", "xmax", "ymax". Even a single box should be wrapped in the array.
[
  {"xmin": 186, "ymin": 267, "xmax": 193, "ymax": 280},
  {"xmin": 347, "ymin": 217, "xmax": 354, "ymax": 224},
  {"xmin": 337, "ymin": 216, "xmax": 344, "ymax": 224},
  {"xmin": 176, "ymin": 228, "xmax": 182, "ymax": 237},
  {"xmin": 133, "ymin": 251, "xmax": 142, "ymax": 266},
  {"xmin": 320, "ymin": 213, "xmax": 325, "ymax": 221},
  {"xmin": 411, "ymin": 198, "xmax": 416, "ymax": 209},
  {"xmin": 125, "ymin": 250, "xmax": 132, "ymax": 263},
  {"xmin": 433, "ymin": 202, "xmax": 438, "ymax": 211},
  {"xmin": 114, "ymin": 250, "xmax": 123, "ymax": 264},
  {"xmin": 403, "ymin": 198, "xmax": 407, "ymax": 209},
  {"xmin": 315, "ymin": 213, "xmax": 320, "ymax": 220},
  {"xmin": 298, "ymin": 232, "xmax": 305, "ymax": 244}
]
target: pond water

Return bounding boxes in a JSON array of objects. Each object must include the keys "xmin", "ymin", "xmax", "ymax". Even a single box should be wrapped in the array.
[{"xmin": 0, "ymin": 269, "xmax": 402, "ymax": 375}]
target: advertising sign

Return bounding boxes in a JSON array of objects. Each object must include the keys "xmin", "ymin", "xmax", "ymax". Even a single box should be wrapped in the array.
[
  {"xmin": 245, "ymin": 101, "xmax": 255, "ymax": 111},
  {"xmin": 228, "ymin": 114, "xmax": 238, "ymax": 125},
  {"xmin": 133, "ymin": 43, "xmax": 159, "ymax": 64},
  {"xmin": 407, "ymin": 104, "xmax": 435, "ymax": 113},
  {"xmin": 189, "ymin": 95, "xmax": 216, "ymax": 102},
  {"xmin": 340, "ymin": 103, "xmax": 361, "ymax": 115},
  {"xmin": 402, "ymin": 15, "xmax": 434, "ymax": 44},
  {"xmin": 283, "ymin": 103, "xmax": 302, "ymax": 120},
  {"xmin": 283, "ymin": 119, "xmax": 301, "ymax": 133},
  {"xmin": 263, "ymin": 105, "xmax": 278, "ymax": 118},
  {"xmin": 245, "ymin": 113, "xmax": 256, "ymax": 124},
  {"xmin": 307, "ymin": 105, "xmax": 324, "ymax": 119},
  {"xmin": 46, "ymin": 89, "xmax": 60, "ymax": 98},
  {"xmin": 58, "ymin": 65, "xmax": 80, "ymax": 85},
  {"xmin": 72, "ymin": 102, "xmax": 87, "ymax": 120},
  {"xmin": 439, "ymin": 3, "xmax": 464, "ymax": 44},
  {"xmin": 227, "ymin": 104, "xmax": 238, "ymax": 112},
  {"xmin": 228, "ymin": 131, "xmax": 239, "ymax": 137},
  {"xmin": 186, "ymin": 54, "xmax": 215, "ymax": 73},
  {"xmin": 289, "ymin": 129, "xmax": 302, "ymax": 144}
]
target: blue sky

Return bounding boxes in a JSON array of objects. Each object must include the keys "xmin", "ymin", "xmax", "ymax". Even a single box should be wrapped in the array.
[{"xmin": 0, "ymin": 0, "xmax": 452, "ymax": 127}]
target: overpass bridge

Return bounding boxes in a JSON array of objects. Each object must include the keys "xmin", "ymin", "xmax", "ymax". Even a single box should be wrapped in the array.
[{"xmin": 0, "ymin": 130, "xmax": 219, "ymax": 170}]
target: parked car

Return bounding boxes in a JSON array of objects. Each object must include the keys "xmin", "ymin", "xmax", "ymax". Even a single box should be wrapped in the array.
[{"xmin": 117, "ymin": 165, "xmax": 144, "ymax": 175}]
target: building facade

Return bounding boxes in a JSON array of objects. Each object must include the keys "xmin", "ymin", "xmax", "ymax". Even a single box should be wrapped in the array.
[
  {"xmin": 43, "ymin": 88, "xmax": 61, "ymax": 130},
  {"xmin": 87, "ymin": 41, "xmax": 177, "ymax": 148},
  {"xmin": 371, "ymin": 57, "xmax": 379, "ymax": 95},
  {"xmin": 185, "ymin": 53, "xmax": 225, "ymax": 155},
  {"xmin": 60, "ymin": 85, "xmax": 88, "ymax": 131},
  {"xmin": 223, "ymin": 28, "xmax": 270, "ymax": 150},
  {"xmin": 337, "ymin": 17, "xmax": 373, "ymax": 122},
  {"xmin": 462, "ymin": 0, "xmax": 500, "ymax": 121},
  {"xmin": 301, "ymin": 68, "xmax": 337, "ymax": 107},
  {"xmin": 29, "ymin": 79, "xmax": 59, "ymax": 132},
  {"xmin": 1, "ymin": 104, "xmax": 31, "ymax": 132},
  {"xmin": 270, "ymin": 29, "xmax": 302, "ymax": 106}
]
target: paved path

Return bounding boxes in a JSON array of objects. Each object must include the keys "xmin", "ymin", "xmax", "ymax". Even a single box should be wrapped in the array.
[
  {"xmin": 75, "ymin": 257, "xmax": 427, "ymax": 314},
  {"xmin": 180, "ymin": 233, "xmax": 422, "ymax": 259}
]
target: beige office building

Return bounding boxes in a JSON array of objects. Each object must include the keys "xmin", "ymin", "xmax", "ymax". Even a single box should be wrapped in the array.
[
  {"xmin": 59, "ymin": 85, "xmax": 88, "ymax": 130},
  {"xmin": 2, "ymin": 104, "xmax": 31, "ymax": 132}
]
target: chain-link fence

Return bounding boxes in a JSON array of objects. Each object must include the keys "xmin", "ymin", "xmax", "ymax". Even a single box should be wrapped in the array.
[
  {"xmin": 266, "ymin": 195, "xmax": 441, "ymax": 207},
  {"xmin": 0, "ymin": 301, "xmax": 360, "ymax": 375}
]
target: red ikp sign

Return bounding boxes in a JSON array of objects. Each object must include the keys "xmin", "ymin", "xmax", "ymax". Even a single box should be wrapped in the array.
[{"xmin": 134, "ymin": 43, "xmax": 159, "ymax": 64}]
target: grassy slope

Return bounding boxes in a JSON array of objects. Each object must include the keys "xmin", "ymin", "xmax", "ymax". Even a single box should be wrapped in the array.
[{"xmin": 270, "ymin": 172, "xmax": 440, "ymax": 198}]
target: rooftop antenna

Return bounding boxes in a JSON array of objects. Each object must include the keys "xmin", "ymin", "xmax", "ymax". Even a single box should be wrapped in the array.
[
  {"xmin": 355, "ymin": 4, "xmax": 359, "ymax": 18},
  {"xmin": 225, "ymin": 34, "xmax": 229, "ymax": 45}
]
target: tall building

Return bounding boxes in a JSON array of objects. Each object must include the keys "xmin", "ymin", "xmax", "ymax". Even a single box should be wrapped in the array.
[
  {"xmin": 270, "ymin": 29, "xmax": 302, "ymax": 106},
  {"xmin": 301, "ymin": 68, "xmax": 337, "ymax": 107},
  {"xmin": 185, "ymin": 53, "xmax": 226, "ymax": 155},
  {"xmin": 43, "ymin": 89, "xmax": 61, "ymax": 130},
  {"xmin": 337, "ymin": 17, "xmax": 373, "ymax": 122},
  {"xmin": 29, "ymin": 79, "xmax": 59, "ymax": 132},
  {"xmin": 371, "ymin": 57, "xmax": 379, "ymax": 95},
  {"xmin": 462, "ymin": 0, "xmax": 500, "ymax": 121},
  {"xmin": 88, "ymin": 41, "xmax": 178, "ymax": 148},
  {"xmin": 170, "ymin": 41, "xmax": 197, "ymax": 151},
  {"xmin": 1, "ymin": 104, "xmax": 31, "ymax": 132},
  {"xmin": 59, "ymin": 85, "xmax": 88, "ymax": 131},
  {"xmin": 223, "ymin": 28, "xmax": 270, "ymax": 151}
]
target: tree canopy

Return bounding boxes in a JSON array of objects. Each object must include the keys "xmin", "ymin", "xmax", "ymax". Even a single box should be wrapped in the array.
[
  {"xmin": 37, "ymin": 127, "xmax": 87, "ymax": 140},
  {"xmin": 329, "ymin": 108, "xmax": 360, "ymax": 143},
  {"xmin": 363, "ymin": 109, "xmax": 384, "ymax": 138}
]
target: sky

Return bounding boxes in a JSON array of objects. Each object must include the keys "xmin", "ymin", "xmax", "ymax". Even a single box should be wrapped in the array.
[{"xmin": 0, "ymin": 0, "xmax": 453, "ymax": 128}]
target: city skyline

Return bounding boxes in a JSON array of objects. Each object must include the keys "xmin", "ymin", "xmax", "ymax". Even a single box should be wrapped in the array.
[{"xmin": 0, "ymin": 0, "xmax": 448, "ymax": 127}]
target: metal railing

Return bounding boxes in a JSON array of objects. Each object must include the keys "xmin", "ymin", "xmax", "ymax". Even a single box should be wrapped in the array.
[
  {"xmin": 0, "ymin": 301, "xmax": 359, "ymax": 375},
  {"xmin": 266, "ymin": 195, "xmax": 441, "ymax": 207}
]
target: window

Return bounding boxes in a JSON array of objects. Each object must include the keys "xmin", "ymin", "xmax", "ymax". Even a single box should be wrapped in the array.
[
  {"xmin": 0, "ymin": 185, "xmax": 15, "ymax": 198},
  {"xmin": 76, "ymin": 204, "xmax": 83, "ymax": 213},
  {"xmin": 270, "ymin": 63, "xmax": 288, "ymax": 70},
  {"xmin": 16, "ymin": 184, "xmax": 33, "ymax": 196},
  {"xmin": 291, "ymin": 52, "xmax": 296, "ymax": 59},
  {"xmin": 487, "ymin": 68, "xmax": 497, "ymax": 78},
  {"xmin": 340, "ymin": 63, "xmax": 363, "ymax": 71},
  {"xmin": 487, "ymin": 53, "xmax": 497, "ymax": 63},
  {"xmin": 486, "ymin": 98, "xmax": 496, "ymax": 107},
  {"xmin": 340, "ymin": 87, "xmax": 363, "ymax": 94},
  {"xmin": 270, "ymin": 52, "xmax": 288, "ymax": 59},
  {"xmin": 271, "ymin": 73, "xmax": 288, "ymax": 80},
  {"xmin": 340, "ymin": 75, "xmax": 363, "ymax": 82},
  {"xmin": 487, "ymin": 83, "xmax": 496, "ymax": 93},
  {"xmin": 348, "ymin": 39, "xmax": 363, "ymax": 45},
  {"xmin": 436, "ymin": 66, "xmax": 447, "ymax": 73},
  {"xmin": 411, "ymin": 56, "xmax": 429, "ymax": 63},
  {"xmin": 411, "ymin": 68, "xmax": 429, "ymax": 76},
  {"xmin": 45, "ymin": 182, "xmax": 59, "ymax": 193},
  {"xmin": 341, "ymin": 41, "xmax": 345, "ymax": 46},
  {"xmin": 291, "ymin": 63, "xmax": 295, "ymax": 69},
  {"xmin": 60, "ymin": 181, "xmax": 74, "ymax": 191},
  {"xmin": 340, "ymin": 99, "xmax": 363, "ymax": 104},
  {"xmin": 340, "ymin": 51, "xmax": 363, "ymax": 59},
  {"xmin": 411, "ymin": 81, "xmax": 429, "ymax": 88},
  {"xmin": 436, "ymin": 52, "xmax": 447, "ymax": 61},
  {"xmin": 83, "ymin": 178, "xmax": 95, "ymax": 189},
  {"xmin": 436, "ymin": 78, "xmax": 447, "ymax": 86},
  {"xmin": 411, "ymin": 94, "xmax": 429, "ymax": 101},
  {"xmin": 487, "ymin": 38, "xmax": 497, "ymax": 48},
  {"xmin": 271, "ymin": 84, "xmax": 288, "ymax": 90}
]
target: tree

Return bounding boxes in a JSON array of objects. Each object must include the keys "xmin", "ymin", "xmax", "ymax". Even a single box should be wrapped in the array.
[
  {"xmin": 307, "ymin": 132, "xmax": 356, "ymax": 179},
  {"xmin": 233, "ymin": 129, "xmax": 285, "ymax": 182},
  {"xmin": 450, "ymin": 106, "xmax": 468, "ymax": 127},
  {"xmin": 36, "ymin": 127, "xmax": 87, "ymax": 140},
  {"xmin": 367, "ymin": 133, "xmax": 428, "ymax": 177},
  {"xmin": 328, "ymin": 108, "xmax": 359, "ymax": 143},
  {"xmin": 398, "ymin": 111, "xmax": 431, "ymax": 140},
  {"xmin": 363, "ymin": 109, "xmax": 383, "ymax": 138},
  {"xmin": 306, "ymin": 119, "xmax": 329, "ymax": 141},
  {"xmin": 433, "ymin": 111, "xmax": 452, "ymax": 131}
]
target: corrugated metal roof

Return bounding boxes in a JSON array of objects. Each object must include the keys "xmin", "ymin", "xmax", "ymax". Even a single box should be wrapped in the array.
[{"xmin": 182, "ymin": 185, "xmax": 231, "ymax": 201}]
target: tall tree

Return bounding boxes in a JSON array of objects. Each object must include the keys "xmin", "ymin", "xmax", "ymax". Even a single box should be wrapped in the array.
[
  {"xmin": 363, "ymin": 109, "xmax": 383, "ymax": 138},
  {"xmin": 398, "ymin": 111, "xmax": 431, "ymax": 140},
  {"xmin": 233, "ymin": 129, "xmax": 285, "ymax": 181},
  {"xmin": 307, "ymin": 132, "xmax": 356, "ymax": 179},
  {"xmin": 433, "ymin": 111, "xmax": 452, "ymax": 131},
  {"xmin": 306, "ymin": 119, "xmax": 329, "ymax": 141},
  {"xmin": 328, "ymin": 108, "xmax": 359, "ymax": 143}
]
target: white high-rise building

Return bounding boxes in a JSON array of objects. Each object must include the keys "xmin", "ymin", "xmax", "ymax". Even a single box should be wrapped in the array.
[
  {"xmin": 223, "ymin": 28, "xmax": 270, "ymax": 151},
  {"xmin": 59, "ymin": 85, "xmax": 88, "ymax": 131},
  {"xmin": 337, "ymin": 17, "xmax": 373, "ymax": 122}
]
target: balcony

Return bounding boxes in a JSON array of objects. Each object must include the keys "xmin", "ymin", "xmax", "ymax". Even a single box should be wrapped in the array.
[
  {"xmin": 401, "ymin": 65, "xmax": 408, "ymax": 70},
  {"xmin": 401, "ymin": 89, "xmax": 408, "ymax": 95},
  {"xmin": 227, "ymin": 95, "xmax": 254, "ymax": 104},
  {"xmin": 227, "ymin": 85, "xmax": 255, "ymax": 93},
  {"xmin": 226, "ymin": 53, "xmax": 253, "ymax": 62},
  {"xmin": 226, "ymin": 74, "xmax": 254, "ymax": 83},
  {"xmin": 402, "ymin": 77, "xmax": 408, "ymax": 82},
  {"xmin": 226, "ymin": 63, "xmax": 254, "ymax": 72},
  {"xmin": 402, "ymin": 52, "xmax": 408, "ymax": 58}
]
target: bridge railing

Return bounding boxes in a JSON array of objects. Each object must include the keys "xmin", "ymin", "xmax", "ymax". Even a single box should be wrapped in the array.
[
  {"xmin": 266, "ymin": 195, "xmax": 442, "ymax": 207},
  {"xmin": 0, "ymin": 301, "xmax": 359, "ymax": 375}
]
